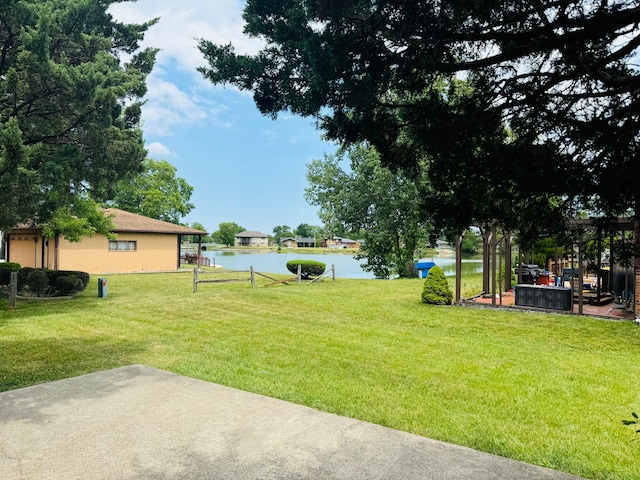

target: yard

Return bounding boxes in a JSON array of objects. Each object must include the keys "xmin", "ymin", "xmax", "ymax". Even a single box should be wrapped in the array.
[{"xmin": 1, "ymin": 271, "xmax": 639, "ymax": 480}]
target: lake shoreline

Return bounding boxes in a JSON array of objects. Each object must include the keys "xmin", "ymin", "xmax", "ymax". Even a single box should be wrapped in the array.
[
  {"xmin": 193, "ymin": 248, "xmax": 482, "ymax": 280},
  {"xmin": 183, "ymin": 244, "xmax": 458, "ymax": 258}
]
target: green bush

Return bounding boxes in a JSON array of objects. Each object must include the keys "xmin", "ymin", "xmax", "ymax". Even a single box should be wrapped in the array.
[
  {"xmin": 421, "ymin": 265, "xmax": 453, "ymax": 305},
  {"xmin": 74, "ymin": 271, "xmax": 90, "ymax": 288},
  {"xmin": 11, "ymin": 268, "xmax": 89, "ymax": 296},
  {"xmin": 17, "ymin": 267, "xmax": 36, "ymax": 290},
  {"xmin": 54, "ymin": 275, "xmax": 84, "ymax": 295},
  {"xmin": 0, "ymin": 262, "xmax": 21, "ymax": 285},
  {"xmin": 25, "ymin": 269, "xmax": 50, "ymax": 296},
  {"xmin": 46, "ymin": 270, "xmax": 90, "ymax": 292},
  {"xmin": 286, "ymin": 260, "xmax": 326, "ymax": 279}
]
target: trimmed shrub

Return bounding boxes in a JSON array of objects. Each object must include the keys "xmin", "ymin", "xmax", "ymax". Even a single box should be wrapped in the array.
[
  {"xmin": 46, "ymin": 270, "xmax": 89, "ymax": 295},
  {"xmin": 421, "ymin": 265, "xmax": 453, "ymax": 305},
  {"xmin": 25, "ymin": 269, "xmax": 50, "ymax": 296},
  {"xmin": 286, "ymin": 260, "xmax": 326, "ymax": 279},
  {"xmin": 74, "ymin": 271, "xmax": 90, "ymax": 288},
  {"xmin": 10, "ymin": 268, "xmax": 89, "ymax": 296},
  {"xmin": 46, "ymin": 270, "xmax": 89, "ymax": 291},
  {"xmin": 17, "ymin": 267, "xmax": 36, "ymax": 290},
  {"xmin": 55, "ymin": 275, "xmax": 84, "ymax": 296},
  {"xmin": 0, "ymin": 262, "xmax": 21, "ymax": 285}
]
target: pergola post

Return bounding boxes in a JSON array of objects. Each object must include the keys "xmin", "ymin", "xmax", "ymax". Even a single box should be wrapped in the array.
[
  {"xmin": 609, "ymin": 232, "xmax": 614, "ymax": 296},
  {"xmin": 578, "ymin": 230, "xmax": 584, "ymax": 316},
  {"xmin": 455, "ymin": 234, "xmax": 462, "ymax": 303},
  {"xmin": 504, "ymin": 234, "xmax": 513, "ymax": 292},
  {"xmin": 482, "ymin": 227, "xmax": 491, "ymax": 294},
  {"xmin": 491, "ymin": 225, "xmax": 497, "ymax": 306},
  {"xmin": 634, "ymin": 218, "xmax": 639, "ymax": 316},
  {"xmin": 596, "ymin": 231, "xmax": 602, "ymax": 302}
]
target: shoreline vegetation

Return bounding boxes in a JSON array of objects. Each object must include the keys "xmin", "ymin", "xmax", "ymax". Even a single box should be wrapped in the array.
[
  {"xmin": 182, "ymin": 243, "xmax": 457, "ymax": 258},
  {"xmin": 182, "ymin": 244, "xmax": 360, "ymax": 255},
  {"xmin": 1, "ymin": 272, "xmax": 639, "ymax": 479}
]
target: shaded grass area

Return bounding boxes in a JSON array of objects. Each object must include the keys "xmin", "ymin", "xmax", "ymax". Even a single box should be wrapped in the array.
[{"xmin": 1, "ymin": 271, "xmax": 640, "ymax": 479}]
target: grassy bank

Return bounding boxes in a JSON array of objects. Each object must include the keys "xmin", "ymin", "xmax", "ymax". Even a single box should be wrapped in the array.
[{"xmin": 1, "ymin": 271, "xmax": 639, "ymax": 479}]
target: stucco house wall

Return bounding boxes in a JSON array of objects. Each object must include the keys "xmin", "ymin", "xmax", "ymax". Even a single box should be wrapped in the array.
[
  {"xmin": 6, "ymin": 208, "xmax": 205, "ymax": 274},
  {"xmin": 56, "ymin": 232, "xmax": 180, "ymax": 273}
]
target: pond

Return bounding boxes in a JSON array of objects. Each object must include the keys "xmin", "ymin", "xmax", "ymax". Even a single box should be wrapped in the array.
[{"xmin": 201, "ymin": 250, "xmax": 482, "ymax": 279}]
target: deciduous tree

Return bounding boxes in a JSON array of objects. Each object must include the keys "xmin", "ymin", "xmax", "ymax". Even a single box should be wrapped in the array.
[
  {"xmin": 110, "ymin": 159, "xmax": 195, "ymax": 225},
  {"xmin": 189, "ymin": 222, "xmax": 212, "ymax": 244},
  {"xmin": 461, "ymin": 230, "xmax": 482, "ymax": 256},
  {"xmin": 213, "ymin": 222, "xmax": 245, "ymax": 247},
  {"xmin": 294, "ymin": 223, "xmax": 323, "ymax": 239},
  {"xmin": 306, "ymin": 144, "xmax": 429, "ymax": 278},
  {"xmin": 272, "ymin": 225, "xmax": 294, "ymax": 243}
]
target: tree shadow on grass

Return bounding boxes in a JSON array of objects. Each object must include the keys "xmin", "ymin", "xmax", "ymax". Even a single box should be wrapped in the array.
[{"xmin": 0, "ymin": 336, "xmax": 147, "ymax": 393}]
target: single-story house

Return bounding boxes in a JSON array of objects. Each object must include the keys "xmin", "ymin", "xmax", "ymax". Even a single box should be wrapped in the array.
[
  {"xmin": 4, "ymin": 208, "xmax": 206, "ymax": 274},
  {"xmin": 235, "ymin": 231, "xmax": 269, "ymax": 248},
  {"xmin": 436, "ymin": 239, "xmax": 452, "ymax": 250},
  {"xmin": 321, "ymin": 236, "xmax": 362, "ymax": 249},
  {"xmin": 280, "ymin": 237, "xmax": 317, "ymax": 248}
]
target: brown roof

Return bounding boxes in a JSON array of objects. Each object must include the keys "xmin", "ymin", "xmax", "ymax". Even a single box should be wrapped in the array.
[
  {"xmin": 236, "ymin": 230, "xmax": 269, "ymax": 238},
  {"xmin": 104, "ymin": 209, "xmax": 206, "ymax": 235},
  {"xmin": 11, "ymin": 209, "xmax": 206, "ymax": 236}
]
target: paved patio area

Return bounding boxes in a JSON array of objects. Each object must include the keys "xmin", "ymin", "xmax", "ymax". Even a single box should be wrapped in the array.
[
  {"xmin": 0, "ymin": 365, "xmax": 585, "ymax": 480},
  {"xmin": 464, "ymin": 290, "xmax": 636, "ymax": 320}
]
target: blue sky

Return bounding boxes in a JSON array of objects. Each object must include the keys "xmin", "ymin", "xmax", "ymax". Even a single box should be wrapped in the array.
[{"xmin": 109, "ymin": 1, "xmax": 338, "ymax": 236}]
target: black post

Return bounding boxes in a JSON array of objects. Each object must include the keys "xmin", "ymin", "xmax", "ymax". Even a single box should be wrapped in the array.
[{"xmin": 9, "ymin": 271, "xmax": 17, "ymax": 310}]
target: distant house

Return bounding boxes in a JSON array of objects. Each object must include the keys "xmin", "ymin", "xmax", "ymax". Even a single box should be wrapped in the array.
[
  {"xmin": 235, "ymin": 231, "xmax": 269, "ymax": 248},
  {"xmin": 280, "ymin": 237, "xmax": 317, "ymax": 248},
  {"xmin": 280, "ymin": 237, "xmax": 296, "ymax": 248},
  {"xmin": 4, "ymin": 208, "xmax": 206, "ymax": 274},
  {"xmin": 436, "ymin": 239, "xmax": 452, "ymax": 250},
  {"xmin": 321, "ymin": 236, "xmax": 361, "ymax": 249}
]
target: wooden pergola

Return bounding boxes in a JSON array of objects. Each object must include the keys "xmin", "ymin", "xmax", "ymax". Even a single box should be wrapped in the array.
[{"xmin": 453, "ymin": 218, "xmax": 638, "ymax": 316}]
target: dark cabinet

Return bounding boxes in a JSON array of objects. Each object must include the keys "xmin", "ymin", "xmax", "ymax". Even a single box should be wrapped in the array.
[{"xmin": 515, "ymin": 285, "xmax": 572, "ymax": 311}]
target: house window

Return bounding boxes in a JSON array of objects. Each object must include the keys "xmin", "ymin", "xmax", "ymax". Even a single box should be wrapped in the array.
[{"xmin": 109, "ymin": 240, "xmax": 137, "ymax": 251}]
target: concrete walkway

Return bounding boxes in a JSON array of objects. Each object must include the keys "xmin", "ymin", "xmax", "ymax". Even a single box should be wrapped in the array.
[{"xmin": 0, "ymin": 365, "xmax": 584, "ymax": 480}]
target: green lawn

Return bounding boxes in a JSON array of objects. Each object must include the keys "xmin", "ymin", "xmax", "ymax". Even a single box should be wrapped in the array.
[{"xmin": 1, "ymin": 271, "xmax": 639, "ymax": 479}]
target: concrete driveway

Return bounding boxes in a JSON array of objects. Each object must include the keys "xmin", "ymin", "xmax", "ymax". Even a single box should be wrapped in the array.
[{"xmin": 0, "ymin": 365, "xmax": 584, "ymax": 479}]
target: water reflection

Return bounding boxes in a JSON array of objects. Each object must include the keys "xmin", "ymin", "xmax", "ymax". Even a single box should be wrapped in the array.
[
  {"xmin": 202, "ymin": 250, "xmax": 482, "ymax": 279},
  {"xmin": 440, "ymin": 259, "xmax": 484, "ymax": 276}
]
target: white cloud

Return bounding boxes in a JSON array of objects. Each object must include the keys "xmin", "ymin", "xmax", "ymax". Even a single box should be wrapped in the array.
[
  {"xmin": 109, "ymin": 0, "xmax": 262, "ymax": 72},
  {"xmin": 140, "ymin": 76, "xmax": 207, "ymax": 136},
  {"xmin": 109, "ymin": 1, "xmax": 258, "ymax": 137},
  {"xmin": 146, "ymin": 142, "xmax": 173, "ymax": 157}
]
